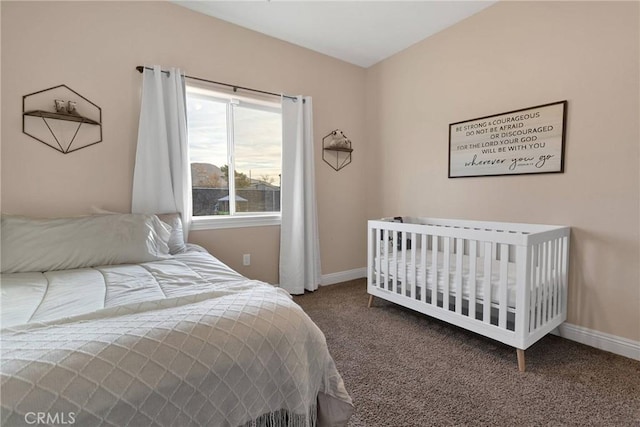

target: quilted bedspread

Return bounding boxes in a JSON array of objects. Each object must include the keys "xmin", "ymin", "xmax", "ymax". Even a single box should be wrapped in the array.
[{"xmin": 0, "ymin": 250, "xmax": 353, "ymax": 426}]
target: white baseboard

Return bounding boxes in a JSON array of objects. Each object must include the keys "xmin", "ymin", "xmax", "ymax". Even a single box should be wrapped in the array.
[
  {"xmin": 321, "ymin": 267, "xmax": 367, "ymax": 286},
  {"xmin": 554, "ymin": 323, "xmax": 640, "ymax": 361}
]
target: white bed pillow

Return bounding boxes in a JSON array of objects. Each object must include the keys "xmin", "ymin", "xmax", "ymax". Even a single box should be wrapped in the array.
[
  {"xmin": 1, "ymin": 213, "xmax": 172, "ymax": 274},
  {"xmin": 91, "ymin": 208, "xmax": 187, "ymax": 255},
  {"xmin": 156, "ymin": 213, "xmax": 188, "ymax": 254}
]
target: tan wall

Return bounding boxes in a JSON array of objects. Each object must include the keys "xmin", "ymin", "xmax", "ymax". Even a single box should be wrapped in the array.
[
  {"xmin": 365, "ymin": 1, "xmax": 640, "ymax": 341},
  {"xmin": 0, "ymin": 1, "xmax": 368, "ymax": 284}
]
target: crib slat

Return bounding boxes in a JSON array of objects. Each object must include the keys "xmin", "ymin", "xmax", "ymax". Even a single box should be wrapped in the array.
[
  {"xmin": 550, "ymin": 238, "xmax": 556, "ymax": 317},
  {"xmin": 548, "ymin": 239, "xmax": 553, "ymax": 318},
  {"xmin": 515, "ymin": 245, "xmax": 532, "ymax": 341},
  {"xmin": 380, "ymin": 229, "xmax": 385, "ymax": 290},
  {"xmin": 410, "ymin": 232, "xmax": 417, "ymax": 299},
  {"xmin": 536, "ymin": 242, "xmax": 546, "ymax": 329},
  {"xmin": 375, "ymin": 228, "xmax": 381, "ymax": 289},
  {"xmin": 555, "ymin": 239, "xmax": 561, "ymax": 316},
  {"xmin": 384, "ymin": 229, "xmax": 390, "ymax": 291},
  {"xmin": 443, "ymin": 237, "xmax": 451, "ymax": 310},
  {"xmin": 556, "ymin": 237, "xmax": 564, "ymax": 317},
  {"xmin": 400, "ymin": 232, "xmax": 407, "ymax": 297},
  {"xmin": 499, "ymin": 243, "xmax": 509, "ymax": 329},
  {"xmin": 556, "ymin": 238, "xmax": 562, "ymax": 317},
  {"xmin": 547, "ymin": 240, "xmax": 553, "ymax": 322},
  {"xmin": 420, "ymin": 234, "xmax": 427, "ymax": 303},
  {"xmin": 384, "ymin": 230, "xmax": 393, "ymax": 291},
  {"xmin": 432, "ymin": 236, "xmax": 438, "ymax": 305},
  {"xmin": 529, "ymin": 245, "xmax": 539, "ymax": 333},
  {"xmin": 531, "ymin": 244, "xmax": 542, "ymax": 331},
  {"xmin": 393, "ymin": 231, "xmax": 399, "ymax": 294},
  {"xmin": 530, "ymin": 243, "xmax": 539, "ymax": 331},
  {"xmin": 546, "ymin": 239, "xmax": 553, "ymax": 320},
  {"xmin": 469, "ymin": 240, "xmax": 477, "ymax": 320},
  {"xmin": 538, "ymin": 242, "xmax": 549, "ymax": 327},
  {"xmin": 455, "ymin": 238, "xmax": 464, "ymax": 314},
  {"xmin": 483, "ymin": 242, "xmax": 492, "ymax": 323},
  {"xmin": 544, "ymin": 241, "xmax": 551, "ymax": 325},
  {"xmin": 558, "ymin": 237, "xmax": 569, "ymax": 315},
  {"xmin": 523, "ymin": 245, "xmax": 538, "ymax": 333},
  {"xmin": 561, "ymin": 235, "xmax": 569, "ymax": 317}
]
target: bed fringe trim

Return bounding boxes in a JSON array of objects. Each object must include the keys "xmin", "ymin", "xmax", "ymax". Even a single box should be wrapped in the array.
[{"xmin": 241, "ymin": 405, "xmax": 317, "ymax": 427}]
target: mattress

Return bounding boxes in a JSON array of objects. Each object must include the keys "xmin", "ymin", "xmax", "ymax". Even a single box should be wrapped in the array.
[
  {"xmin": 0, "ymin": 248, "xmax": 353, "ymax": 426},
  {"xmin": 374, "ymin": 248, "xmax": 519, "ymax": 308}
]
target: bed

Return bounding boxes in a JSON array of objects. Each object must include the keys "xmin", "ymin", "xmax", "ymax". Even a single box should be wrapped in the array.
[
  {"xmin": 0, "ymin": 213, "xmax": 353, "ymax": 426},
  {"xmin": 367, "ymin": 217, "xmax": 570, "ymax": 371}
]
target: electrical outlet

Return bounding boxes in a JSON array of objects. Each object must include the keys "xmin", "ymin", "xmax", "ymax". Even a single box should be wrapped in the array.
[{"xmin": 242, "ymin": 254, "xmax": 251, "ymax": 266}]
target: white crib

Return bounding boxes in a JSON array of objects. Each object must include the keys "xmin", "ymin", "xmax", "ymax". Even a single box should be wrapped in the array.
[{"xmin": 367, "ymin": 217, "xmax": 570, "ymax": 371}]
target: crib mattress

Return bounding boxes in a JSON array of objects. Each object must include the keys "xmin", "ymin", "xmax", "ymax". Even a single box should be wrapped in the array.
[{"xmin": 374, "ymin": 248, "xmax": 518, "ymax": 308}]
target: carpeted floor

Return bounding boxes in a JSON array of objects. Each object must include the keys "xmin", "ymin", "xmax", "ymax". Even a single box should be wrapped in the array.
[{"xmin": 293, "ymin": 279, "xmax": 640, "ymax": 426}]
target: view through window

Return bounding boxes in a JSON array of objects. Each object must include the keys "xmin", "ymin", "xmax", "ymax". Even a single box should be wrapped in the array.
[{"xmin": 186, "ymin": 85, "xmax": 282, "ymax": 217}]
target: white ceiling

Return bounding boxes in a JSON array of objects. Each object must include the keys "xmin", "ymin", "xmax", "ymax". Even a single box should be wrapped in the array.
[{"xmin": 173, "ymin": 1, "xmax": 498, "ymax": 68}]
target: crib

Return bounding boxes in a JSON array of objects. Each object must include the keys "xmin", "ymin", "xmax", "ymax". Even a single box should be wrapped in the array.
[{"xmin": 367, "ymin": 217, "xmax": 570, "ymax": 371}]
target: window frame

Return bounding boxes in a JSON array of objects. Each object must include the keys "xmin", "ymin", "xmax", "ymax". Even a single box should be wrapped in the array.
[{"xmin": 186, "ymin": 84, "xmax": 282, "ymax": 230}]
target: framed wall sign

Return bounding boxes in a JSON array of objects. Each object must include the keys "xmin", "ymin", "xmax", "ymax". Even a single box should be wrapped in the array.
[{"xmin": 448, "ymin": 101, "xmax": 567, "ymax": 178}]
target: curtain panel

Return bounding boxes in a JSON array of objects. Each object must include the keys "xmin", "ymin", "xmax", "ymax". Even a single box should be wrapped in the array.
[
  {"xmin": 280, "ymin": 96, "xmax": 321, "ymax": 294},
  {"xmin": 132, "ymin": 66, "xmax": 191, "ymax": 240}
]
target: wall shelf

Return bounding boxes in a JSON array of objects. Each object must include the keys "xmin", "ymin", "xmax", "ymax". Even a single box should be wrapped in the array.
[
  {"xmin": 323, "ymin": 146, "xmax": 353, "ymax": 153},
  {"xmin": 23, "ymin": 110, "xmax": 101, "ymax": 126},
  {"xmin": 22, "ymin": 85, "xmax": 102, "ymax": 154},
  {"xmin": 322, "ymin": 129, "xmax": 353, "ymax": 171}
]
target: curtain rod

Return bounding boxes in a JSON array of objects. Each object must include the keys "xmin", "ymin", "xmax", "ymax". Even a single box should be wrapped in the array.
[{"xmin": 135, "ymin": 66, "xmax": 299, "ymax": 101}]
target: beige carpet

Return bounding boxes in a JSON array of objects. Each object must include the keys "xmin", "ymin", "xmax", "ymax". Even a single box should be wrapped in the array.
[{"xmin": 293, "ymin": 279, "xmax": 640, "ymax": 427}]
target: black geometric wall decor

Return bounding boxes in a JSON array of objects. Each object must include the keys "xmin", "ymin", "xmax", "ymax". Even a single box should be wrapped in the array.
[
  {"xmin": 322, "ymin": 129, "xmax": 353, "ymax": 171},
  {"xmin": 22, "ymin": 85, "xmax": 102, "ymax": 154}
]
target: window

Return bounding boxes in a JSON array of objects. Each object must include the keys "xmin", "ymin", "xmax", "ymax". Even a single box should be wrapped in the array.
[{"xmin": 186, "ymin": 84, "xmax": 282, "ymax": 229}]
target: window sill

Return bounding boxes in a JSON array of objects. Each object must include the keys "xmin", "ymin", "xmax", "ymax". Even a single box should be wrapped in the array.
[{"xmin": 190, "ymin": 214, "xmax": 281, "ymax": 230}]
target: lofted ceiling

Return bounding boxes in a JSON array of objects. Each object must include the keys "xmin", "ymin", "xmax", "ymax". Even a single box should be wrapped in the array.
[{"xmin": 172, "ymin": 1, "xmax": 498, "ymax": 68}]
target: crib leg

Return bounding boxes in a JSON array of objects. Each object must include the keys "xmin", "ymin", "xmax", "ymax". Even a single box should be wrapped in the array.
[
  {"xmin": 368, "ymin": 295, "xmax": 374, "ymax": 308},
  {"xmin": 516, "ymin": 349, "xmax": 526, "ymax": 372}
]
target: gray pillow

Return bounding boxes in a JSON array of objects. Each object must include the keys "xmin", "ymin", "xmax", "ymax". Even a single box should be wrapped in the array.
[{"xmin": 1, "ymin": 213, "xmax": 172, "ymax": 273}]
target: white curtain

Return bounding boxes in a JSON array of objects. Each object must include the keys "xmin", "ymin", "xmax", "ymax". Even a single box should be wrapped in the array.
[
  {"xmin": 132, "ymin": 65, "xmax": 191, "ymax": 240},
  {"xmin": 280, "ymin": 96, "xmax": 321, "ymax": 294}
]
